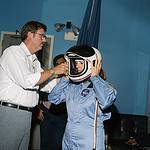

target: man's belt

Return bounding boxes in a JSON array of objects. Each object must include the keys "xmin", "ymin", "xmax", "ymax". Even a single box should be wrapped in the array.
[{"xmin": 0, "ymin": 101, "xmax": 33, "ymax": 112}]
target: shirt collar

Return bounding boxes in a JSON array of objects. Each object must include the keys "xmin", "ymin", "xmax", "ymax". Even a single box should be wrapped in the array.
[
  {"xmin": 20, "ymin": 42, "xmax": 37, "ymax": 60},
  {"xmin": 82, "ymin": 80, "xmax": 91, "ymax": 88},
  {"xmin": 20, "ymin": 42, "xmax": 32, "ymax": 56}
]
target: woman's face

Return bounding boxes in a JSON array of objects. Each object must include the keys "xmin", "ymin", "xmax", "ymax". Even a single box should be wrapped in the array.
[{"xmin": 75, "ymin": 60, "xmax": 84, "ymax": 73}]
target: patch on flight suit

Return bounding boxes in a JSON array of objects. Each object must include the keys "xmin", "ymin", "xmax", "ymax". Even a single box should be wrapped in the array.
[{"xmin": 81, "ymin": 89, "xmax": 90, "ymax": 97}]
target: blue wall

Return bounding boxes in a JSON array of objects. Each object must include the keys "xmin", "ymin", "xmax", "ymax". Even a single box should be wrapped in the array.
[
  {"xmin": 0, "ymin": 0, "xmax": 150, "ymax": 116},
  {"xmin": 100, "ymin": 0, "xmax": 150, "ymax": 115}
]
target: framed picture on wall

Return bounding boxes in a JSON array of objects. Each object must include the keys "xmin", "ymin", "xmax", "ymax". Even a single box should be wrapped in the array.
[{"xmin": 0, "ymin": 31, "xmax": 54, "ymax": 69}]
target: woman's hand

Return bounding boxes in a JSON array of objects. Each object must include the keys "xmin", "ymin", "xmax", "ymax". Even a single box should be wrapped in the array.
[{"xmin": 91, "ymin": 56, "xmax": 102, "ymax": 76}]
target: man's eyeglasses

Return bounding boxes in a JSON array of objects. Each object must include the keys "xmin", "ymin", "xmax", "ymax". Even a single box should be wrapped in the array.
[{"xmin": 33, "ymin": 32, "xmax": 47, "ymax": 39}]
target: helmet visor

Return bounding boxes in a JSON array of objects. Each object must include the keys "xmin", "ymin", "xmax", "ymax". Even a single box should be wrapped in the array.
[{"xmin": 67, "ymin": 56, "xmax": 88, "ymax": 77}]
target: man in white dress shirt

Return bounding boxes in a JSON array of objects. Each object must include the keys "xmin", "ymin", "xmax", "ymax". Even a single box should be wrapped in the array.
[{"xmin": 0, "ymin": 20, "xmax": 67, "ymax": 150}]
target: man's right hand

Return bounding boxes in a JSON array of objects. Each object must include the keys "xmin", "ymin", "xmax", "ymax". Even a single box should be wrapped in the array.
[{"xmin": 52, "ymin": 62, "xmax": 68, "ymax": 76}]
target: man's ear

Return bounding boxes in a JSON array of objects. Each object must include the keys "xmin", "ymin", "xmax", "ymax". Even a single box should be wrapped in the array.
[{"xmin": 27, "ymin": 32, "xmax": 34, "ymax": 39}]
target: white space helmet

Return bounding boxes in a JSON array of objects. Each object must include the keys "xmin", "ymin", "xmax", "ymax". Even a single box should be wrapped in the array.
[{"xmin": 65, "ymin": 45, "xmax": 102, "ymax": 82}]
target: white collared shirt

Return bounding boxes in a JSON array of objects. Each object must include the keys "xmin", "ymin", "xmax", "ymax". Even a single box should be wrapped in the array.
[{"xmin": 0, "ymin": 42, "xmax": 42, "ymax": 107}]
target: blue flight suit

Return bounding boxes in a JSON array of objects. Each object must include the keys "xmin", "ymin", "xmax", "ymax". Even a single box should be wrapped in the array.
[{"xmin": 48, "ymin": 75, "xmax": 117, "ymax": 150}]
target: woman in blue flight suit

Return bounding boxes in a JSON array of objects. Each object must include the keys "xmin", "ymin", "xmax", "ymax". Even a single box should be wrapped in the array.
[{"xmin": 48, "ymin": 45, "xmax": 117, "ymax": 150}]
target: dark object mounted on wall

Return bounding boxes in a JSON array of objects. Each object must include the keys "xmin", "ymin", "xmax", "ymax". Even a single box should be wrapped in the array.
[
  {"xmin": 54, "ymin": 21, "xmax": 80, "ymax": 36},
  {"xmin": 66, "ymin": 21, "xmax": 71, "ymax": 29}
]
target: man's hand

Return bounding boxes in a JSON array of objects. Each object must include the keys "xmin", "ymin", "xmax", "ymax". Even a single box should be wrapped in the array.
[
  {"xmin": 52, "ymin": 62, "xmax": 68, "ymax": 76},
  {"xmin": 37, "ymin": 108, "xmax": 44, "ymax": 121}
]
